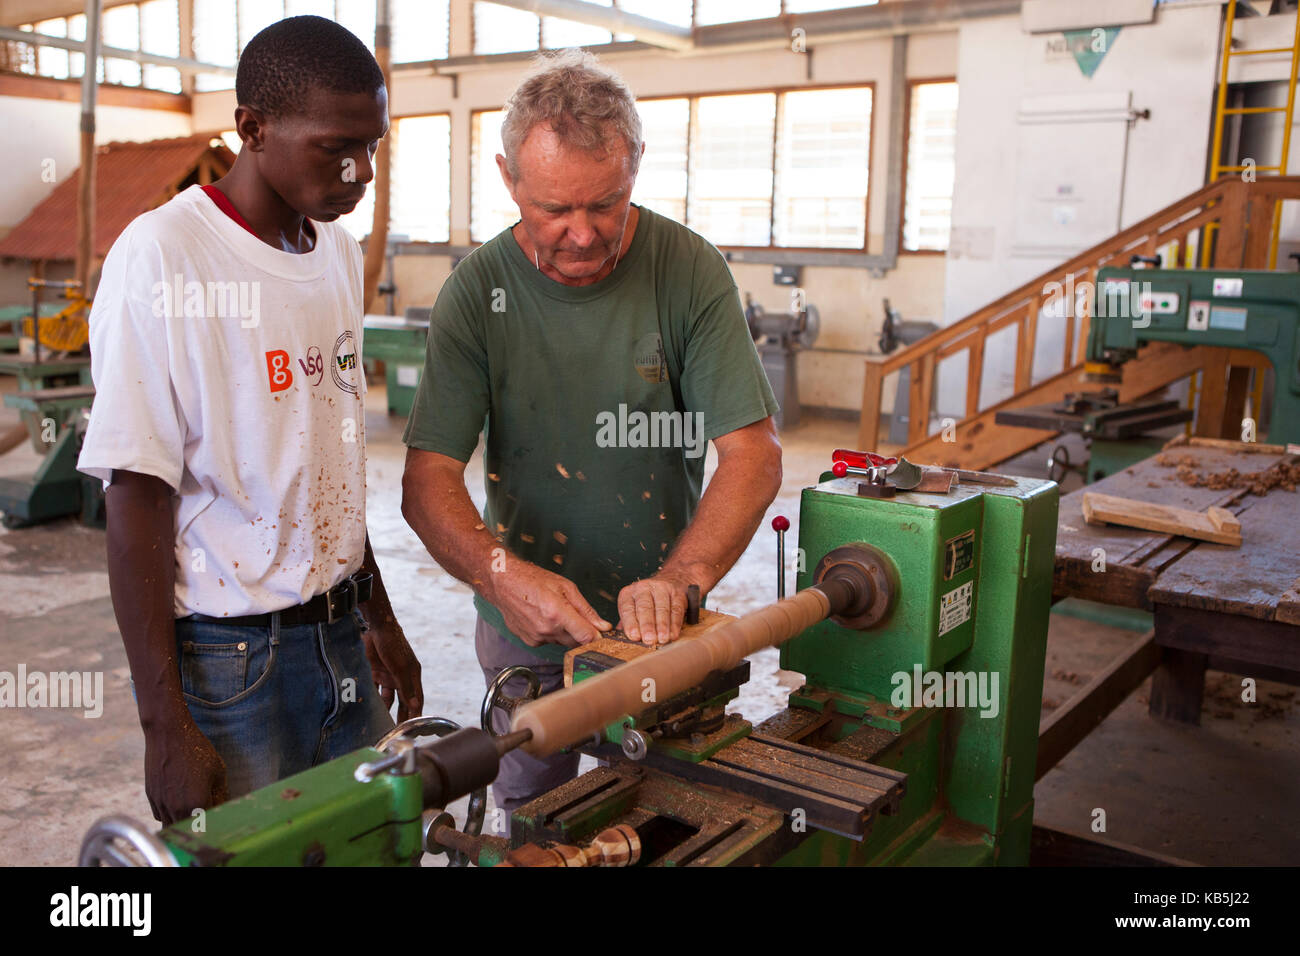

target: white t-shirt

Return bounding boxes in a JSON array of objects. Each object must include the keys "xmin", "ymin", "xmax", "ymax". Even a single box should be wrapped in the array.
[{"xmin": 78, "ymin": 184, "xmax": 368, "ymax": 618}]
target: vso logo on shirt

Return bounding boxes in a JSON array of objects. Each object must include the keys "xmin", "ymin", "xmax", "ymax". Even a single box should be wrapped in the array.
[
  {"xmin": 634, "ymin": 332, "xmax": 668, "ymax": 384},
  {"xmin": 331, "ymin": 329, "xmax": 359, "ymax": 395}
]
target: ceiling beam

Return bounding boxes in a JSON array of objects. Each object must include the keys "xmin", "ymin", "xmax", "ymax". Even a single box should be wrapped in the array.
[{"xmin": 481, "ymin": 0, "xmax": 694, "ymax": 51}]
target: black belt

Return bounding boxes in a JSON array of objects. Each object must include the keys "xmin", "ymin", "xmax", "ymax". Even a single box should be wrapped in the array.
[{"xmin": 188, "ymin": 573, "xmax": 373, "ymax": 628}]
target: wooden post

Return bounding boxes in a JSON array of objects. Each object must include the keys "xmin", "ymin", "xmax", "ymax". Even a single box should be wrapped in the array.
[
  {"xmin": 362, "ymin": 0, "xmax": 393, "ymax": 312},
  {"xmin": 75, "ymin": 0, "xmax": 103, "ymax": 293},
  {"xmin": 908, "ymin": 352, "xmax": 934, "ymax": 445},
  {"xmin": 1194, "ymin": 349, "xmax": 1230, "ymax": 439},
  {"xmin": 965, "ymin": 331, "xmax": 985, "ymax": 418},
  {"xmin": 858, "ymin": 359, "xmax": 884, "ymax": 451}
]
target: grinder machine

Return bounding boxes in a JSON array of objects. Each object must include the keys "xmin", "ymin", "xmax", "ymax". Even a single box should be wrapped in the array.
[{"xmin": 80, "ymin": 451, "xmax": 1057, "ymax": 867}]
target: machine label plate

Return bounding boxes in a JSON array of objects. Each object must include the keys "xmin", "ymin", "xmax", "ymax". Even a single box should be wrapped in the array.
[
  {"xmin": 938, "ymin": 581, "xmax": 974, "ymax": 637},
  {"xmin": 944, "ymin": 530, "xmax": 976, "ymax": 580},
  {"xmin": 1209, "ymin": 306, "xmax": 1247, "ymax": 331},
  {"xmin": 1212, "ymin": 276, "xmax": 1244, "ymax": 298}
]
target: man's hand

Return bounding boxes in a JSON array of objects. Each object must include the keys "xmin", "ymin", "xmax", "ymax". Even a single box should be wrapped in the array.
[
  {"xmin": 143, "ymin": 712, "xmax": 228, "ymax": 826},
  {"xmin": 617, "ymin": 569, "xmax": 696, "ymax": 646},
  {"xmin": 362, "ymin": 614, "xmax": 423, "ymax": 722},
  {"xmin": 491, "ymin": 558, "xmax": 611, "ymax": 648}
]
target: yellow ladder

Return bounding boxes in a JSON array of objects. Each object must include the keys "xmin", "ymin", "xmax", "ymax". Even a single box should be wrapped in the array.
[
  {"xmin": 1205, "ymin": 1, "xmax": 1300, "ymax": 268},
  {"xmin": 1191, "ymin": 3, "xmax": 1297, "ymax": 433}
]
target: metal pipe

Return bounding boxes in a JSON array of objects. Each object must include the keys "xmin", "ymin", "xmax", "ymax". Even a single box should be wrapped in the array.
[
  {"xmin": 0, "ymin": 25, "xmax": 236, "ymax": 76},
  {"xmin": 481, "ymin": 0, "xmax": 694, "ymax": 51},
  {"xmin": 75, "ymin": 0, "xmax": 100, "ymax": 293}
]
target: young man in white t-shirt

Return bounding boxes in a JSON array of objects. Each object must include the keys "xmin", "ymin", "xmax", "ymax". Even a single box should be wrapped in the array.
[{"xmin": 77, "ymin": 16, "xmax": 422, "ymax": 825}]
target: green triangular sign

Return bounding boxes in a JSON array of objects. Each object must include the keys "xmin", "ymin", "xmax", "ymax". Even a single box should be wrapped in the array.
[{"xmin": 1064, "ymin": 27, "xmax": 1121, "ymax": 78}]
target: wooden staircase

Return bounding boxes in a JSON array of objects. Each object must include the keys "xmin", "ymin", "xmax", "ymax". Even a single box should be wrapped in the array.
[{"xmin": 857, "ymin": 176, "xmax": 1300, "ymax": 471}]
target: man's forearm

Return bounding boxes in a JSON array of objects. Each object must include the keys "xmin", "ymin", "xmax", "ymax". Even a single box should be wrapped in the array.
[
  {"xmin": 400, "ymin": 450, "xmax": 506, "ymax": 605},
  {"xmin": 105, "ymin": 471, "xmax": 187, "ymax": 731},
  {"xmin": 660, "ymin": 431, "xmax": 782, "ymax": 595}
]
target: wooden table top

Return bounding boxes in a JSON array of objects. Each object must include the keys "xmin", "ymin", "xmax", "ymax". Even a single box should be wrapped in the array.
[{"xmin": 1054, "ymin": 436, "xmax": 1300, "ymax": 623}]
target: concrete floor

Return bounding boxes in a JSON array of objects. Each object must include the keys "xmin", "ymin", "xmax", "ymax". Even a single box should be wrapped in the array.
[{"xmin": 0, "ymin": 376, "xmax": 1296, "ymax": 866}]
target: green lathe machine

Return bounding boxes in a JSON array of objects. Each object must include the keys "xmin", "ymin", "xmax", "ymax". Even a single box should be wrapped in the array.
[{"xmin": 80, "ymin": 451, "xmax": 1058, "ymax": 867}]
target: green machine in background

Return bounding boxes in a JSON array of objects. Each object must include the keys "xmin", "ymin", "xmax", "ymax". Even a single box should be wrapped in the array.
[
  {"xmin": 81, "ymin": 455, "xmax": 1058, "ymax": 868},
  {"xmin": 997, "ymin": 267, "xmax": 1300, "ymax": 483},
  {"xmin": 1087, "ymin": 267, "xmax": 1300, "ymax": 444},
  {"xmin": 363, "ymin": 312, "xmax": 429, "ymax": 419}
]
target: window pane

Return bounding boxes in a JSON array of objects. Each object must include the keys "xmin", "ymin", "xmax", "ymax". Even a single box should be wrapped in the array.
[
  {"xmin": 193, "ymin": 0, "xmax": 236, "ymax": 91},
  {"xmin": 392, "ymin": 115, "xmax": 452, "ymax": 242},
  {"xmin": 695, "ymin": 0, "xmax": 780, "ymax": 25},
  {"xmin": 237, "ymin": 0, "xmax": 282, "ymax": 51},
  {"xmin": 141, "ymin": 0, "xmax": 181, "ymax": 93},
  {"xmin": 337, "ymin": 190, "xmax": 376, "ymax": 241},
  {"xmin": 284, "ymin": 0, "xmax": 334, "ymax": 16},
  {"xmin": 68, "ymin": 14, "xmax": 85, "ymax": 77},
  {"xmin": 616, "ymin": 0, "xmax": 692, "ymax": 28},
  {"xmin": 336, "ymin": 0, "xmax": 377, "ymax": 51},
  {"xmin": 103, "ymin": 4, "xmax": 142, "ymax": 86},
  {"xmin": 393, "ymin": 0, "xmax": 450, "ymax": 61},
  {"xmin": 543, "ymin": 0, "xmax": 612, "ymax": 48},
  {"xmin": 474, "ymin": 4, "xmax": 539, "ymax": 55},
  {"xmin": 471, "ymin": 110, "xmax": 519, "ymax": 241},
  {"xmin": 903, "ymin": 81, "xmax": 958, "ymax": 252},
  {"xmin": 774, "ymin": 86, "xmax": 871, "ymax": 249},
  {"xmin": 688, "ymin": 93, "xmax": 775, "ymax": 246},
  {"xmin": 632, "ymin": 98, "xmax": 688, "ymax": 223},
  {"xmin": 785, "ymin": 0, "xmax": 879, "ymax": 12},
  {"xmin": 35, "ymin": 18, "xmax": 69, "ymax": 80}
]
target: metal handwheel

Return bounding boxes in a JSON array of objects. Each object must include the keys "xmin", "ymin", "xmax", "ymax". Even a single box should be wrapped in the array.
[
  {"xmin": 78, "ymin": 815, "xmax": 179, "ymax": 867},
  {"xmin": 375, "ymin": 715, "xmax": 486, "ymax": 868},
  {"xmin": 480, "ymin": 665, "xmax": 542, "ymax": 737}
]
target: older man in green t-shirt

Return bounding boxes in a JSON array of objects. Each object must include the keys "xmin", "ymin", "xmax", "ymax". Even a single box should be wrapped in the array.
[{"xmin": 401, "ymin": 50, "xmax": 781, "ymax": 814}]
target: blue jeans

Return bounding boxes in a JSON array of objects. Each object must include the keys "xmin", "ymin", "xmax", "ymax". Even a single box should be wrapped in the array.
[{"xmin": 174, "ymin": 609, "xmax": 396, "ymax": 800}]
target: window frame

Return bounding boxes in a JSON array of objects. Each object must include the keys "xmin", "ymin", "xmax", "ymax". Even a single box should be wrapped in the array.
[
  {"xmin": 388, "ymin": 110, "xmax": 454, "ymax": 245},
  {"xmin": 466, "ymin": 82, "xmax": 876, "ymax": 254},
  {"xmin": 899, "ymin": 75, "xmax": 958, "ymax": 256}
]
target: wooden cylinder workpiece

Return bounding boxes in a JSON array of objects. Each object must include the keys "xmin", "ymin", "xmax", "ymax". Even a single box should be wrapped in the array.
[{"xmin": 510, "ymin": 587, "xmax": 833, "ymax": 756}]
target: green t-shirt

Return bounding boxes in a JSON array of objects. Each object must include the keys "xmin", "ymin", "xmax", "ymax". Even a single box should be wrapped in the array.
[{"xmin": 402, "ymin": 205, "xmax": 778, "ymax": 661}]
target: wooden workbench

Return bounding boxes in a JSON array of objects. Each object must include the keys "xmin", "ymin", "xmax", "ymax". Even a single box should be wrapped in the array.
[{"xmin": 1052, "ymin": 436, "xmax": 1300, "ymax": 725}]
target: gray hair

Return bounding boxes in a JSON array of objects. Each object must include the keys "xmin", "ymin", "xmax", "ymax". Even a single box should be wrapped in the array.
[{"xmin": 501, "ymin": 49, "xmax": 643, "ymax": 180}]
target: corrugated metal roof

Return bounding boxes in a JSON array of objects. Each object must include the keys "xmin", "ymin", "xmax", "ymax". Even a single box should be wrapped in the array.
[{"xmin": 0, "ymin": 134, "xmax": 235, "ymax": 262}]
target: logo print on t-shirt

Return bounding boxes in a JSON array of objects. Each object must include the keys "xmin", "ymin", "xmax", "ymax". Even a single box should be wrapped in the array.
[
  {"xmin": 633, "ymin": 332, "xmax": 668, "ymax": 384},
  {"xmin": 298, "ymin": 345, "xmax": 324, "ymax": 386},
  {"xmin": 265, "ymin": 349, "xmax": 293, "ymax": 392},
  {"xmin": 331, "ymin": 330, "xmax": 359, "ymax": 395}
]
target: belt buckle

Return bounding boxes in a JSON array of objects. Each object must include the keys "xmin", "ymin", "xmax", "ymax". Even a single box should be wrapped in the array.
[{"xmin": 327, "ymin": 578, "xmax": 358, "ymax": 625}]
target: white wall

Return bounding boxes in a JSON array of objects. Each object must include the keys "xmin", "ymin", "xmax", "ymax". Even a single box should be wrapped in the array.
[{"xmin": 943, "ymin": 2, "xmax": 1222, "ymax": 416}]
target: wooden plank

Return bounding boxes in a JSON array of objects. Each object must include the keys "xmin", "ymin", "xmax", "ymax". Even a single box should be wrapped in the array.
[
  {"xmin": 1147, "ymin": 490, "xmax": 1300, "ymax": 620},
  {"xmin": 1164, "ymin": 434, "xmax": 1289, "ymax": 455},
  {"xmin": 858, "ymin": 359, "xmax": 884, "ymax": 452},
  {"xmin": 907, "ymin": 352, "xmax": 934, "ymax": 445},
  {"xmin": 1153, "ymin": 604, "xmax": 1300, "ymax": 672},
  {"xmin": 1277, "ymin": 579, "xmax": 1300, "ymax": 626},
  {"xmin": 1081, "ymin": 492, "xmax": 1243, "ymax": 546},
  {"xmin": 1036, "ymin": 630, "xmax": 1161, "ymax": 780},
  {"xmin": 1244, "ymin": 188, "xmax": 1280, "ymax": 268},
  {"xmin": 1223, "ymin": 365, "xmax": 1252, "ymax": 437},
  {"xmin": 1212, "ymin": 179, "xmax": 1248, "ymax": 269},
  {"xmin": 965, "ymin": 331, "xmax": 985, "ymax": 418},
  {"xmin": 1014, "ymin": 299, "xmax": 1040, "ymax": 394}
]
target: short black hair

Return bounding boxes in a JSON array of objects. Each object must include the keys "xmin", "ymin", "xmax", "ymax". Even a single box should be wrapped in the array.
[{"xmin": 236, "ymin": 16, "xmax": 384, "ymax": 117}]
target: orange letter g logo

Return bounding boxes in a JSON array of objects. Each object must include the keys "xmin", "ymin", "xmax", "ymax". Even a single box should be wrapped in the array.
[{"xmin": 266, "ymin": 349, "xmax": 293, "ymax": 393}]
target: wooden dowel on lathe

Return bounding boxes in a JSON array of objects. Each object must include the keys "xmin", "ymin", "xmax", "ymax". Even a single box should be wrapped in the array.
[{"xmin": 511, "ymin": 588, "xmax": 834, "ymax": 757}]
